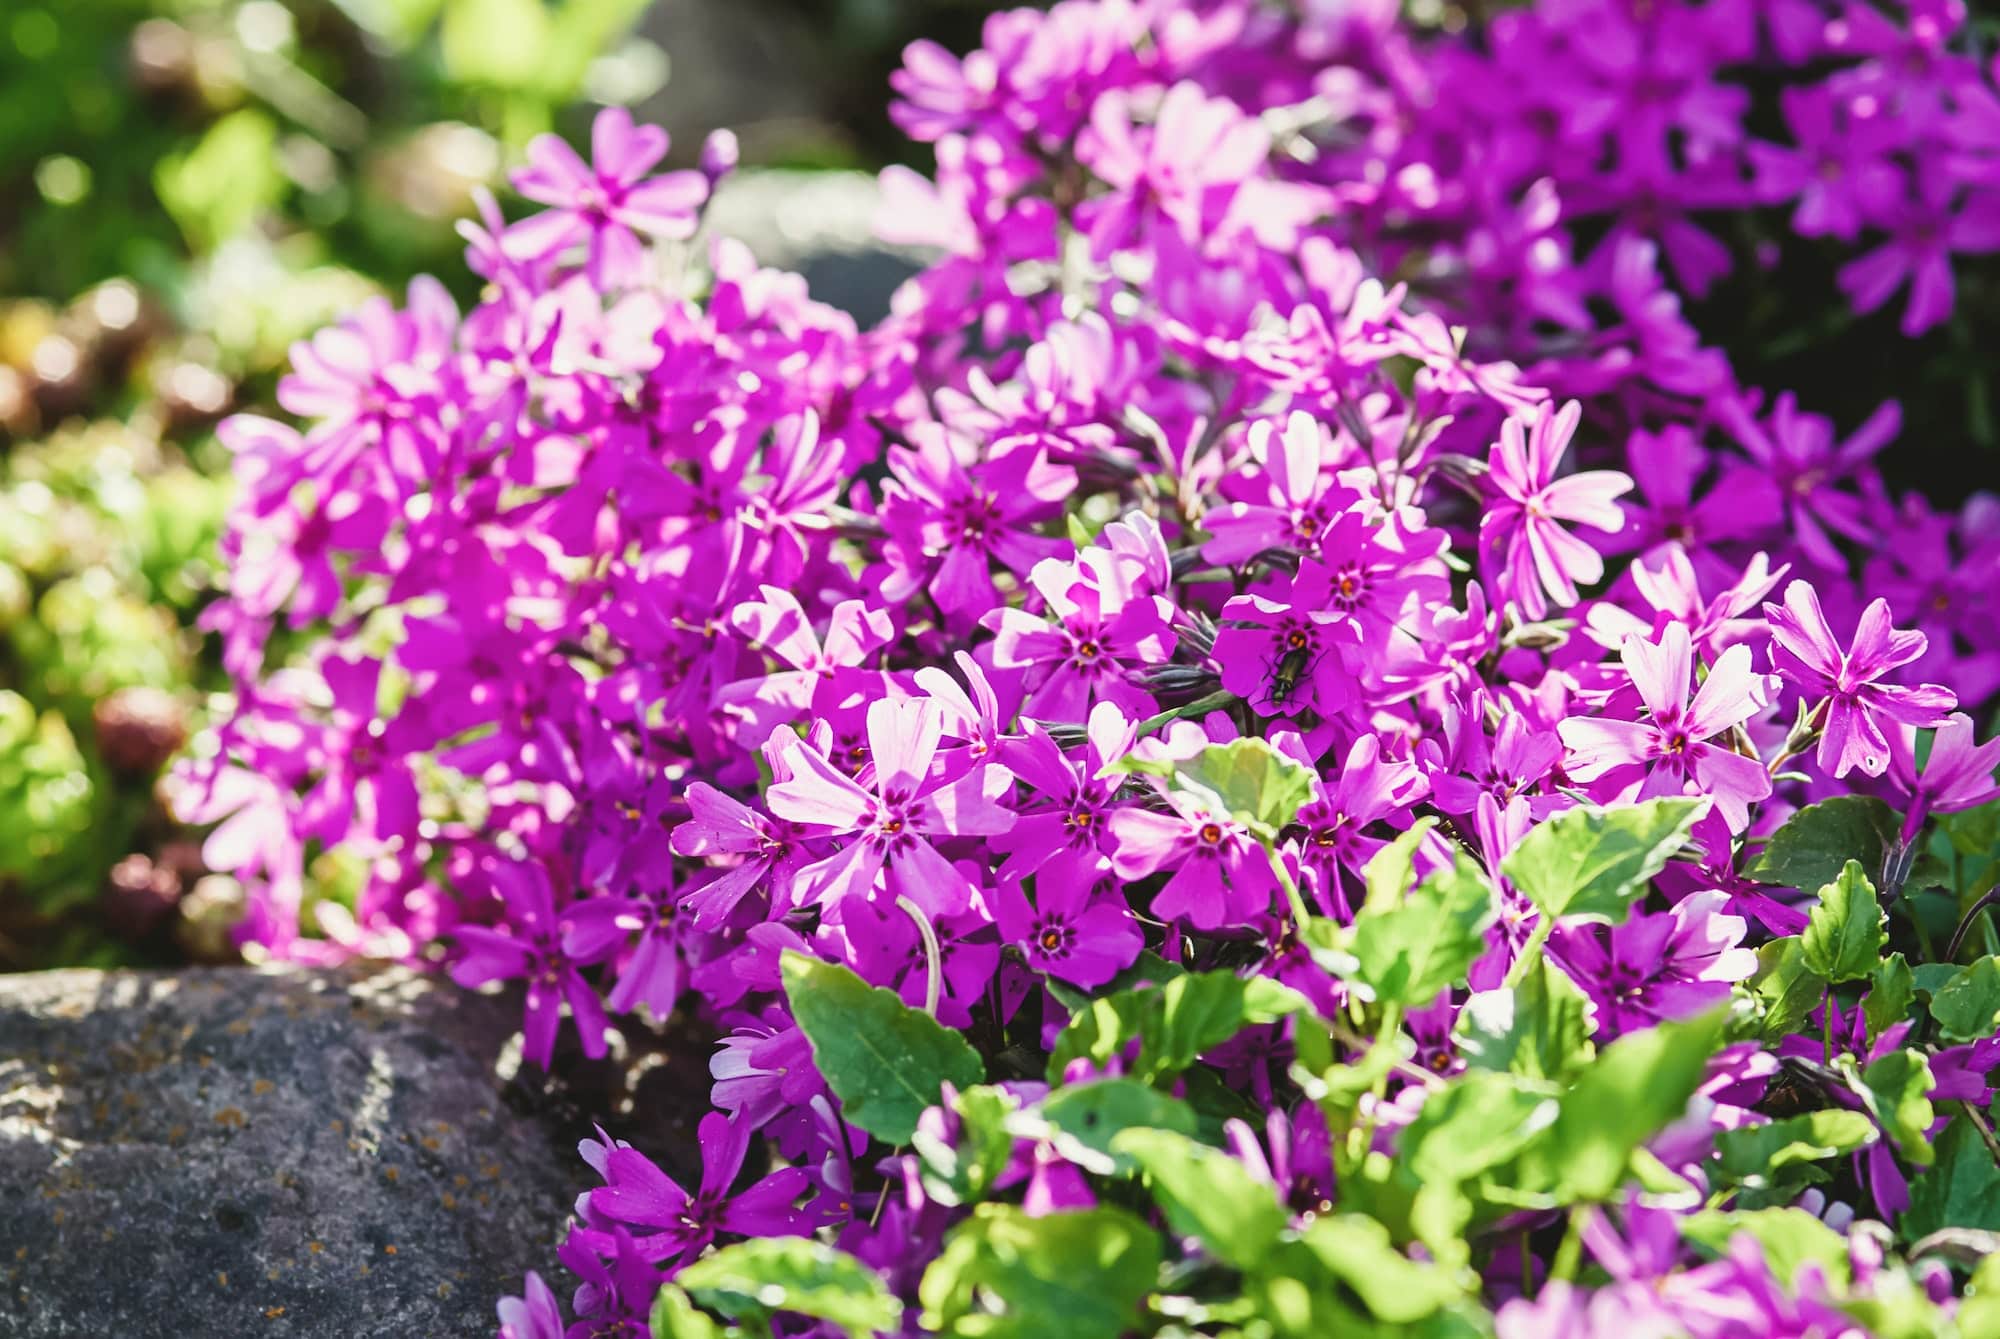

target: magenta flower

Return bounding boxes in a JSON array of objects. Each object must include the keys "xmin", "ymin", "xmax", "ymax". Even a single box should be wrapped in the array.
[
  {"xmin": 495, "ymin": 1271, "xmax": 564, "ymax": 1339},
  {"xmin": 982, "ymin": 557, "xmax": 1177, "ymax": 722},
  {"xmin": 449, "ymin": 856, "xmax": 610, "ymax": 1068},
  {"xmin": 1550, "ymin": 891, "xmax": 1756, "ymax": 1039},
  {"xmin": 581, "ymin": 1112, "xmax": 811, "ymax": 1266},
  {"xmin": 1108, "ymin": 794, "xmax": 1281, "ymax": 932},
  {"xmin": 994, "ymin": 873, "xmax": 1142, "ymax": 989},
  {"xmin": 1291, "ymin": 734, "xmax": 1429, "ymax": 921},
  {"xmin": 1888, "ymin": 713, "xmax": 2000, "ymax": 835},
  {"xmin": 505, "ymin": 106, "xmax": 709, "ymax": 289},
  {"xmin": 1479, "ymin": 400, "xmax": 1632, "ymax": 620},
  {"xmin": 1558, "ymin": 621, "xmax": 1774, "ymax": 831},
  {"xmin": 1763, "ymin": 580, "xmax": 1957, "ymax": 778},
  {"xmin": 766, "ymin": 698, "xmax": 1015, "ymax": 918},
  {"xmin": 1202, "ymin": 413, "xmax": 1359, "ymax": 564}
]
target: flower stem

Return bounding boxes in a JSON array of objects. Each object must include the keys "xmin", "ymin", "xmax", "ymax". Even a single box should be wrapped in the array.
[
  {"xmin": 1945, "ymin": 888, "xmax": 2000, "ymax": 963},
  {"xmin": 896, "ymin": 894, "xmax": 943, "ymax": 1018}
]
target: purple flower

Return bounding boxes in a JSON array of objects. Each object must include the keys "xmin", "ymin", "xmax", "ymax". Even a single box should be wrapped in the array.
[
  {"xmin": 495, "ymin": 1271, "xmax": 564, "ymax": 1339},
  {"xmin": 1108, "ymin": 794, "xmax": 1281, "ymax": 932},
  {"xmin": 1480, "ymin": 400, "xmax": 1632, "ymax": 620},
  {"xmin": 505, "ymin": 107, "xmax": 709, "ymax": 289},
  {"xmin": 1888, "ymin": 712, "xmax": 2000, "ymax": 836},
  {"xmin": 983, "ymin": 557, "xmax": 1177, "ymax": 722},
  {"xmin": 580, "ymin": 1112, "xmax": 812, "ymax": 1266},
  {"xmin": 1550, "ymin": 891, "xmax": 1755, "ymax": 1039},
  {"xmin": 1764, "ymin": 579, "xmax": 1956, "ymax": 778},
  {"xmin": 449, "ymin": 856, "xmax": 611, "ymax": 1068},
  {"xmin": 994, "ymin": 872, "xmax": 1142, "ymax": 989},
  {"xmin": 1558, "ymin": 621, "xmax": 1774, "ymax": 831}
]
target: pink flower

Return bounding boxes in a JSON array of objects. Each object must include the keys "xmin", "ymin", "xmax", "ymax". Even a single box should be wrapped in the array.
[
  {"xmin": 505, "ymin": 106, "xmax": 709, "ymax": 289},
  {"xmin": 1480, "ymin": 400, "xmax": 1632, "ymax": 620},
  {"xmin": 1763, "ymin": 580, "xmax": 1956, "ymax": 778},
  {"xmin": 1558, "ymin": 621, "xmax": 1774, "ymax": 832}
]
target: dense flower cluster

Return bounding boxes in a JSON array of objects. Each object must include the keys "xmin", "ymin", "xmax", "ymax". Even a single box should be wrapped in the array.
[{"xmin": 177, "ymin": 1, "xmax": 2000, "ymax": 1335}]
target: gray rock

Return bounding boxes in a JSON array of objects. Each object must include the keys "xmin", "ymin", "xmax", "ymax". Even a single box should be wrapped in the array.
[{"xmin": 0, "ymin": 965, "xmax": 588, "ymax": 1338}]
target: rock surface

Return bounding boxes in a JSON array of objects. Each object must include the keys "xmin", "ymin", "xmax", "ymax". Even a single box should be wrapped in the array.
[{"xmin": 0, "ymin": 965, "xmax": 589, "ymax": 1338}]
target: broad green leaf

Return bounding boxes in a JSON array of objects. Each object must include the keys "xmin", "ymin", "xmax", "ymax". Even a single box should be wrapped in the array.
[
  {"xmin": 1284, "ymin": 1214, "xmax": 1471, "ymax": 1324},
  {"xmin": 1360, "ymin": 817, "xmax": 1439, "ymax": 914},
  {"xmin": 1900, "ymin": 1118, "xmax": 2000, "ymax": 1240},
  {"xmin": 1346, "ymin": 855, "xmax": 1494, "ymax": 1006},
  {"xmin": 1842, "ymin": 1048, "xmax": 1936, "ymax": 1166},
  {"xmin": 1519, "ymin": 1009, "xmax": 1728, "ymax": 1202},
  {"xmin": 782, "ymin": 951, "xmax": 984, "ymax": 1144},
  {"xmin": 1714, "ymin": 1110, "xmax": 1878, "ymax": 1187},
  {"xmin": 1035, "ymin": 1079, "xmax": 1199, "ymax": 1170},
  {"xmin": 1866, "ymin": 953, "xmax": 1915, "ymax": 1043},
  {"xmin": 918, "ymin": 1205, "xmax": 1161, "ymax": 1339},
  {"xmin": 650, "ymin": 1284, "xmax": 728, "ymax": 1338},
  {"xmin": 1047, "ymin": 970, "xmax": 1308, "ymax": 1085},
  {"xmin": 1681, "ymin": 1208, "xmax": 1850, "ymax": 1292},
  {"xmin": 1399, "ymin": 1071, "xmax": 1560, "ymax": 1184},
  {"xmin": 1501, "ymin": 797, "xmax": 1706, "ymax": 924},
  {"xmin": 1929, "ymin": 956, "xmax": 2000, "ymax": 1042},
  {"xmin": 1174, "ymin": 737, "xmax": 1319, "ymax": 840},
  {"xmin": 1746, "ymin": 795, "xmax": 1897, "ymax": 892},
  {"xmin": 1113, "ymin": 1127, "xmax": 1289, "ymax": 1270},
  {"xmin": 677, "ymin": 1239, "xmax": 900, "ymax": 1339},
  {"xmin": 1455, "ymin": 958, "xmax": 1596, "ymax": 1083},
  {"xmin": 914, "ymin": 1085, "xmax": 1022, "ymax": 1207},
  {"xmin": 1801, "ymin": 861, "xmax": 1886, "ymax": 983},
  {"xmin": 1748, "ymin": 937, "xmax": 1827, "ymax": 1040}
]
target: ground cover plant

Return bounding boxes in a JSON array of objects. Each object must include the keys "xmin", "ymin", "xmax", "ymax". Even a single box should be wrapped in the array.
[{"xmin": 176, "ymin": 0, "xmax": 2000, "ymax": 1334}]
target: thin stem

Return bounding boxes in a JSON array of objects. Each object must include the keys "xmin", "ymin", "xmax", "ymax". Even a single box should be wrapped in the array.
[
  {"xmin": 1135, "ymin": 689, "xmax": 1241, "ymax": 737},
  {"xmin": 1270, "ymin": 844, "xmax": 1313, "ymax": 940},
  {"xmin": 896, "ymin": 894, "xmax": 943, "ymax": 1018},
  {"xmin": 1547, "ymin": 1208, "xmax": 1586, "ymax": 1287},
  {"xmin": 1502, "ymin": 914, "xmax": 1555, "ymax": 989},
  {"xmin": 1958, "ymin": 1101, "xmax": 2000, "ymax": 1165},
  {"xmin": 1945, "ymin": 887, "xmax": 2000, "ymax": 963},
  {"xmin": 1822, "ymin": 991, "xmax": 1834, "ymax": 1065}
]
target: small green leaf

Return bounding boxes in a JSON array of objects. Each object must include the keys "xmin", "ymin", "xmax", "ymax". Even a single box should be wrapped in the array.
[
  {"xmin": 1865, "ymin": 953, "xmax": 1915, "ymax": 1043},
  {"xmin": 650, "ymin": 1284, "xmax": 727, "ymax": 1338},
  {"xmin": 918, "ymin": 1205, "xmax": 1161, "ymax": 1339},
  {"xmin": 1956, "ymin": 1253, "xmax": 2000, "ymax": 1335},
  {"xmin": 1174, "ymin": 737, "xmax": 1319, "ymax": 840},
  {"xmin": 677, "ymin": 1239, "xmax": 900, "ymax": 1339},
  {"xmin": 782, "ymin": 951, "xmax": 985, "ymax": 1144},
  {"xmin": 1454, "ymin": 958, "xmax": 1596, "ymax": 1083},
  {"xmin": 1929, "ymin": 957, "xmax": 2000, "ymax": 1042},
  {"xmin": 1113, "ymin": 1127, "xmax": 1289, "ymax": 1270},
  {"xmin": 1746, "ymin": 795, "xmax": 1897, "ymax": 893},
  {"xmin": 1715, "ymin": 1110, "xmax": 1878, "ymax": 1186},
  {"xmin": 1360, "ymin": 817, "xmax": 1439, "ymax": 914},
  {"xmin": 1901, "ymin": 1118, "xmax": 2000, "ymax": 1240},
  {"xmin": 914, "ymin": 1085, "xmax": 1022, "ymax": 1207},
  {"xmin": 1843, "ymin": 1048, "xmax": 1936, "ymax": 1166},
  {"xmin": 1047, "ymin": 970, "xmax": 1308, "ymax": 1085},
  {"xmin": 1520, "ymin": 1009, "xmax": 1728, "ymax": 1202},
  {"xmin": 1035, "ymin": 1079, "xmax": 1199, "ymax": 1170},
  {"xmin": 1346, "ymin": 855, "xmax": 1494, "ymax": 1006},
  {"xmin": 1748, "ymin": 937, "xmax": 1827, "ymax": 1040},
  {"xmin": 1399, "ymin": 1071, "xmax": 1560, "ymax": 1185},
  {"xmin": 1502, "ymin": 797, "xmax": 1706, "ymax": 925},
  {"xmin": 1801, "ymin": 861, "xmax": 1886, "ymax": 983},
  {"xmin": 1285, "ymin": 1214, "xmax": 1471, "ymax": 1324},
  {"xmin": 1681, "ymin": 1208, "xmax": 1851, "ymax": 1292}
]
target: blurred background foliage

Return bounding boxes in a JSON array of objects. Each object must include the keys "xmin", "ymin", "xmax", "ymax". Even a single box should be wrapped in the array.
[{"xmin": 0, "ymin": 0, "xmax": 992, "ymax": 969}]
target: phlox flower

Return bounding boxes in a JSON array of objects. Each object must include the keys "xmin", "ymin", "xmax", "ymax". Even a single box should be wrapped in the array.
[
  {"xmin": 579, "ymin": 1112, "xmax": 812, "ymax": 1266},
  {"xmin": 1480, "ymin": 400, "xmax": 1632, "ymax": 620}
]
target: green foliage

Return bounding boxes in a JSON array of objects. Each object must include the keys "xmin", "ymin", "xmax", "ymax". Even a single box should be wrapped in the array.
[
  {"xmin": 1501, "ymin": 797, "xmax": 1706, "ymax": 925},
  {"xmin": 1802, "ymin": 860, "xmax": 1887, "ymax": 983},
  {"xmin": 782, "ymin": 950, "xmax": 985, "ymax": 1144},
  {"xmin": 1047, "ymin": 969, "xmax": 1308, "ymax": 1084},
  {"xmin": 1746, "ymin": 795, "xmax": 1899, "ymax": 893},
  {"xmin": 1845, "ymin": 1048, "xmax": 1937, "ymax": 1166},
  {"xmin": 674, "ymin": 1238, "xmax": 901, "ymax": 1339},
  {"xmin": 0, "ymin": 690, "xmax": 95, "ymax": 890},
  {"xmin": 1114, "ymin": 735, "xmax": 1317, "ymax": 841},
  {"xmin": 1714, "ymin": 1110, "xmax": 1878, "ymax": 1189},
  {"xmin": 1113, "ymin": 1127, "xmax": 1290, "ymax": 1269},
  {"xmin": 1748, "ymin": 936, "xmax": 1828, "ymax": 1040},
  {"xmin": 1343, "ymin": 853, "xmax": 1494, "ymax": 1007},
  {"xmin": 1901, "ymin": 1119, "xmax": 2000, "ymax": 1241},
  {"xmin": 1928, "ymin": 957, "xmax": 2000, "ymax": 1041},
  {"xmin": 1681, "ymin": 1207, "xmax": 1851, "ymax": 1292},
  {"xmin": 1454, "ymin": 958, "xmax": 1596, "ymax": 1083},
  {"xmin": 918, "ymin": 1205, "xmax": 1161, "ymax": 1339}
]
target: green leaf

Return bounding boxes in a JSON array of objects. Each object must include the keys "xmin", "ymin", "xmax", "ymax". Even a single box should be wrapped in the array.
[
  {"xmin": 1681, "ymin": 1208, "xmax": 1851, "ymax": 1292},
  {"xmin": 1360, "ymin": 817, "xmax": 1439, "ymax": 914},
  {"xmin": 918, "ymin": 1205, "xmax": 1161, "ymax": 1339},
  {"xmin": 782, "ymin": 951, "xmax": 984, "ymax": 1144},
  {"xmin": 1399, "ymin": 1071, "xmax": 1561, "ymax": 1184},
  {"xmin": 154, "ymin": 110, "xmax": 286, "ymax": 251},
  {"xmin": 1746, "ymin": 795, "xmax": 1897, "ymax": 893},
  {"xmin": 1801, "ymin": 861, "xmax": 1886, "ymax": 983},
  {"xmin": 1035, "ymin": 1079, "xmax": 1199, "ymax": 1171},
  {"xmin": 1346, "ymin": 855, "xmax": 1494, "ymax": 1006},
  {"xmin": 1521, "ymin": 1009, "xmax": 1728, "ymax": 1202},
  {"xmin": 1748, "ymin": 937, "xmax": 1827, "ymax": 1041},
  {"xmin": 1113, "ymin": 1127, "xmax": 1289, "ymax": 1270},
  {"xmin": 1047, "ymin": 970, "xmax": 1308, "ymax": 1085},
  {"xmin": 1929, "ymin": 957, "xmax": 2000, "ymax": 1042},
  {"xmin": 1865, "ymin": 953, "xmax": 1915, "ymax": 1043},
  {"xmin": 441, "ymin": 0, "xmax": 554, "ymax": 89},
  {"xmin": 1454, "ymin": 958, "xmax": 1596, "ymax": 1083},
  {"xmin": 1843, "ymin": 1048, "xmax": 1936, "ymax": 1166},
  {"xmin": 1900, "ymin": 1118, "xmax": 2000, "ymax": 1240},
  {"xmin": 1714, "ymin": 1110, "xmax": 1878, "ymax": 1187},
  {"xmin": 1501, "ymin": 798, "xmax": 1707, "ymax": 925},
  {"xmin": 676, "ymin": 1239, "xmax": 900, "ymax": 1339},
  {"xmin": 1172, "ymin": 737, "xmax": 1319, "ymax": 841},
  {"xmin": 1283, "ymin": 1214, "xmax": 1471, "ymax": 1324},
  {"xmin": 650, "ymin": 1284, "xmax": 728, "ymax": 1338},
  {"xmin": 1042, "ymin": 950, "xmax": 1183, "ymax": 1013},
  {"xmin": 1957, "ymin": 1254, "xmax": 2000, "ymax": 1336},
  {"xmin": 915, "ymin": 1085, "xmax": 1023, "ymax": 1207}
]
